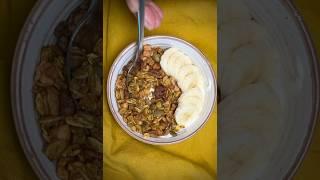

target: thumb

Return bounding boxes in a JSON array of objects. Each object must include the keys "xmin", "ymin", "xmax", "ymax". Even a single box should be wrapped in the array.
[{"xmin": 126, "ymin": 0, "xmax": 163, "ymax": 30}]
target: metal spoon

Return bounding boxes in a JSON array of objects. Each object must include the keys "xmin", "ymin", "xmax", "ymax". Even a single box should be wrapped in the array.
[
  {"xmin": 126, "ymin": 0, "xmax": 145, "ymax": 82},
  {"xmin": 65, "ymin": 0, "xmax": 98, "ymax": 84}
]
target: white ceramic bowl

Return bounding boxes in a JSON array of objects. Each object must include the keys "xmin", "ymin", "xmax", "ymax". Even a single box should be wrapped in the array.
[
  {"xmin": 11, "ymin": 0, "xmax": 84, "ymax": 179},
  {"xmin": 219, "ymin": 0, "xmax": 319, "ymax": 179},
  {"xmin": 107, "ymin": 36, "xmax": 217, "ymax": 145}
]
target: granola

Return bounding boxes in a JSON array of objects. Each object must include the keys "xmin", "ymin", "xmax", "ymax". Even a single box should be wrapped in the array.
[
  {"xmin": 33, "ymin": 1, "xmax": 102, "ymax": 179},
  {"xmin": 115, "ymin": 45, "xmax": 183, "ymax": 137}
]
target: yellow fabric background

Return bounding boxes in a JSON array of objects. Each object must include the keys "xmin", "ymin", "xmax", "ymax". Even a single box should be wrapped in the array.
[
  {"xmin": 103, "ymin": 0, "xmax": 217, "ymax": 179},
  {"xmin": 0, "ymin": 0, "xmax": 318, "ymax": 179}
]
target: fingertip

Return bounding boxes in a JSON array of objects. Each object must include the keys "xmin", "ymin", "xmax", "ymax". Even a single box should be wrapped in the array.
[
  {"xmin": 144, "ymin": 5, "xmax": 158, "ymax": 30},
  {"xmin": 148, "ymin": 1, "xmax": 163, "ymax": 19},
  {"xmin": 126, "ymin": 0, "xmax": 139, "ymax": 13}
]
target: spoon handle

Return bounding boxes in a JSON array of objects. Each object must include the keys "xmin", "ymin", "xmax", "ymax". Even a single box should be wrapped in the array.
[
  {"xmin": 126, "ymin": 0, "xmax": 145, "ymax": 80},
  {"xmin": 136, "ymin": 0, "xmax": 145, "ymax": 53},
  {"xmin": 65, "ymin": 0, "xmax": 98, "ymax": 83}
]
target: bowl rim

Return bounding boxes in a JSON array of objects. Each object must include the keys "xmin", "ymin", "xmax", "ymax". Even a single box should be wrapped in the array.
[
  {"xmin": 106, "ymin": 35, "xmax": 217, "ymax": 145},
  {"xmin": 11, "ymin": 1, "xmax": 60, "ymax": 179},
  {"xmin": 10, "ymin": 0, "xmax": 87, "ymax": 179},
  {"xmin": 281, "ymin": 0, "xmax": 320, "ymax": 179}
]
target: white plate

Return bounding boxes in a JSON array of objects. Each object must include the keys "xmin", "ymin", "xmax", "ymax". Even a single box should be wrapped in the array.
[{"xmin": 107, "ymin": 36, "xmax": 217, "ymax": 145}]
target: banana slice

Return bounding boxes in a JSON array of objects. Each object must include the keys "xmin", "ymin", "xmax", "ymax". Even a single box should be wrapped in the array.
[
  {"xmin": 175, "ymin": 106, "xmax": 199, "ymax": 125},
  {"xmin": 219, "ymin": 83, "xmax": 282, "ymax": 180},
  {"xmin": 172, "ymin": 56, "xmax": 193, "ymax": 77},
  {"xmin": 166, "ymin": 51, "xmax": 184, "ymax": 76},
  {"xmin": 178, "ymin": 95, "xmax": 203, "ymax": 112},
  {"xmin": 160, "ymin": 48, "xmax": 179, "ymax": 74},
  {"xmin": 175, "ymin": 87, "xmax": 205, "ymax": 125},
  {"xmin": 160, "ymin": 48, "xmax": 206, "ymax": 126},
  {"xmin": 178, "ymin": 73, "xmax": 198, "ymax": 91},
  {"xmin": 178, "ymin": 87, "xmax": 204, "ymax": 102},
  {"xmin": 161, "ymin": 48, "xmax": 196, "ymax": 79},
  {"xmin": 178, "ymin": 71, "xmax": 204, "ymax": 91},
  {"xmin": 220, "ymin": 43, "xmax": 266, "ymax": 96},
  {"xmin": 220, "ymin": 20, "xmax": 267, "ymax": 58},
  {"xmin": 176, "ymin": 64, "xmax": 199, "ymax": 84},
  {"xmin": 161, "ymin": 47, "xmax": 178, "ymax": 61}
]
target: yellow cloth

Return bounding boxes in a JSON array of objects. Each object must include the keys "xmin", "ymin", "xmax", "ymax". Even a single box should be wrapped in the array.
[
  {"xmin": 0, "ymin": 0, "xmax": 319, "ymax": 179},
  {"xmin": 103, "ymin": 0, "xmax": 217, "ymax": 180}
]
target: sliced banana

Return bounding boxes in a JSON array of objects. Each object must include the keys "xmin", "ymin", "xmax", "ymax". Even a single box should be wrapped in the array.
[
  {"xmin": 166, "ymin": 52, "xmax": 184, "ymax": 76},
  {"xmin": 176, "ymin": 64, "xmax": 199, "ymax": 83},
  {"xmin": 161, "ymin": 47, "xmax": 178, "ymax": 61},
  {"xmin": 175, "ymin": 106, "xmax": 199, "ymax": 125},
  {"xmin": 179, "ymin": 73, "xmax": 198, "ymax": 91},
  {"xmin": 220, "ymin": 20, "xmax": 267, "ymax": 58},
  {"xmin": 219, "ymin": 83, "xmax": 282, "ymax": 180},
  {"xmin": 220, "ymin": 43, "xmax": 266, "ymax": 96},
  {"xmin": 178, "ymin": 95, "xmax": 203, "ymax": 112},
  {"xmin": 160, "ymin": 48, "xmax": 206, "ymax": 126},
  {"xmin": 172, "ymin": 56, "xmax": 193, "ymax": 77},
  {"xmin": 176, "ymin": 87, "xmax": 204, "ymax": 125},
  {"xmin": 179, "ymin": 71, "xmax": 204, "ymax": 91},
  {"xmin": 175, "ymin": 86, "xmax": 205, "ymax": 125},
  {"xmin": 160, "ymin": 48, "xmax": 179, "ymax": 74},
  {"xmin": 178, "ymin": 86, "xmax": 204, "ymax": 101}
]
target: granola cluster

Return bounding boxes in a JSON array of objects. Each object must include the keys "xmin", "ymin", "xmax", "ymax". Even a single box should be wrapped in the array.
[
  {"xmin": 115, "ymin": 45, "xmax": 183, "ymax": 137},
  {"xmin": 33, "ymin": 1, "xmax": 102, "ymax": 179}
]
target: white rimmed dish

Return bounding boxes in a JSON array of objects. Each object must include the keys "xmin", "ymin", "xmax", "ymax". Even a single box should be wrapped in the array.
[
  {"xmin": 11, "ymin": 0, "xmax": 86, "ymax": 179},
  {"xmin": 219, "ymin": 0, "xmax": 319, "ymax": 179},
  {"xmin": 107, "ymin": 36, "xmax": 217, "ymax": 145}
]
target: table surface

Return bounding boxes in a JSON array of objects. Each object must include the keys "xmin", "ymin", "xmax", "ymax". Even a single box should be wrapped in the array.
[{"xmin": 0, "ymin": 0, "xmax": 319, "ymax": 179}]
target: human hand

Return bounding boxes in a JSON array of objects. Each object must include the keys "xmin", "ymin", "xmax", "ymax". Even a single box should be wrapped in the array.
[{"xmin": 126, "ymin": 0, "xmax": 163, "ymax": 30}]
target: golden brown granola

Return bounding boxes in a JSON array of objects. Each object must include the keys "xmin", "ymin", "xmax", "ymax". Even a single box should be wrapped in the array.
[
  {"xmin": 115, "ymin": 45, "xmax": 182, "ymax": 137},
  {"xmin": 33, "ymin": 1, "xmax": 102, "ymax": 179}
]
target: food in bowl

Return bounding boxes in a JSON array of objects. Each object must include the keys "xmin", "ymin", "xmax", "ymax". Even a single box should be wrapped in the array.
[
  {"xmin": 160, "ymin": 47, "xmax": 206, "ymax": 126},
  {"xmin": 218, "ymin": 0, "xmax": 318, "ymax": 179},
  {"xmin": 107, "ymin": 36, "xmax": 216, "ymax": 144},
  {"xmin": 32, "ymin": 1, "xmax": 102, "ymax": 179},
  {"xmin": 115, "ymin": 44, "xmax": 206, "ymax": 137}
]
